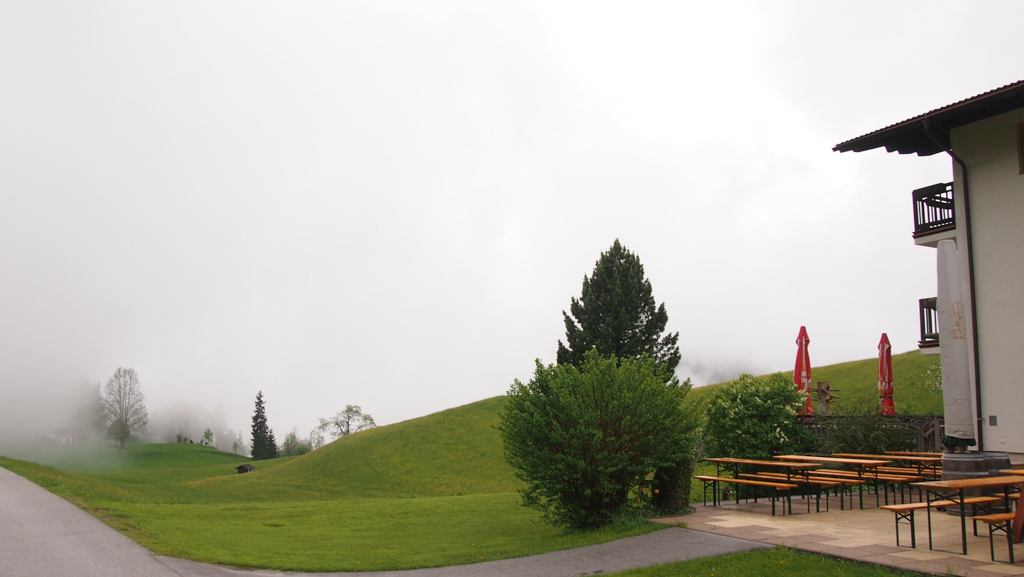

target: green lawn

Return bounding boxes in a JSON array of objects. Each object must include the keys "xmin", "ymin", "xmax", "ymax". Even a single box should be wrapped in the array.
[
  {"xmin": 0, "ymin": 354, "xmax": 938, "ymax": 572},
  {"xmin": 0, "ymin": 397, "xmax": 660, "ymax": 572},
  {"xmin": 101, "ymin": 494, "xmax": 663, "ymax": 571},
  {"xmin": 603, "ymin": 547, "xmax": 927, "ymax": 577}
]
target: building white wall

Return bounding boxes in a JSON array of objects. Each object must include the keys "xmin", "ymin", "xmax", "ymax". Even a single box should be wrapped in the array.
[{"xmin": 951, "ymin": 108, "xmax": 1024, "ymax": 456}]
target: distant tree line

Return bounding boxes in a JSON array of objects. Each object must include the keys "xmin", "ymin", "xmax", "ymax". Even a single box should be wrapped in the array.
[{"xmin": 248, "ymin": 391, "xmax": 376, "ymax": 460}]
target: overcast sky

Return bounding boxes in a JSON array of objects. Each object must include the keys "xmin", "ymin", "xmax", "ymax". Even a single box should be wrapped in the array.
[{"xmin": 2, "ymin": 1, "xmax": 1022, "ymax": 444}]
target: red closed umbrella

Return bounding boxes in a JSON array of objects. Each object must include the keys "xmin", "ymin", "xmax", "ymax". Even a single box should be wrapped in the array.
[
  {"xmin": 794, "ymin": 326, "xmax": 814, "ymax": 415},
  {"xmin": 878, "ymin": 333, "xmax": 895, "ymax": 416}
]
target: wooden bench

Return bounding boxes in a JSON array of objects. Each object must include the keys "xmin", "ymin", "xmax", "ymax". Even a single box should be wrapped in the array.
[
  {"xmin": 881, "ymin": 496, "xmax": 1001, "ymax": 548},
  {"xmin": 737, "ymin": 473, "xmax": 840, "ymax": 513},
  {"xmin": 740, "ymin": 472, "xmax": 863, "ymax": 512},
  {"xmin": 693, "ymin": 475, "xmax": 797, "ymax": 516},
  {"xmin": 757, "ymin": 470, "xmax": 868, "ymax": 510},
  {"xmin": 814, "ymin": 468, "xmax": 923, "ymax": 506},
  {"xmin": 973, "ymin": 495, "xmax": 1024, "ymax": 563},
  {"xmin": 878, "ymin": 466, "xmax": 941, "ymax": 478},
  {"xmin": 974, "ymin": 513, "xmax": 1016, "ymax": 562}
]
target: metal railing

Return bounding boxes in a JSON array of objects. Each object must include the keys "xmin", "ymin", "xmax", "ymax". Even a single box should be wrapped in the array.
[
  {"xmin": 913, "ymin": 182, "xmax": 955, "ymax": 237},
  {"xmin": 802, "ymin": 415, "xmax": 943, "ymax": 453}
]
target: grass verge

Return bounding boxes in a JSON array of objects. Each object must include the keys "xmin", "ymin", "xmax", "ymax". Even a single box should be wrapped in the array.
[{"xmin": 606, "ymin": 547, "xmax": 930, "ymax": 577}]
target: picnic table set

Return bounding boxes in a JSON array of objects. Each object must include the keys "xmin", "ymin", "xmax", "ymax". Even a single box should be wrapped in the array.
[{"xmin": 694, "ymin": 452, "xmax": 1024, "ymax": 563}]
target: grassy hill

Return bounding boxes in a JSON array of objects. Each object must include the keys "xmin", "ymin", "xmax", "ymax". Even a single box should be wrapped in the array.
[
  {"xmin": 0, "ymin": 397, "xmax": 649, "ymax": 572},
  {"xmin": 187, "ymin": 396, "xmax": 521, "ymax": 502},
  {"xmin": 0, "ymin": 351, "xmax": 940, "ymax": 571},
  {"xmin": 686, "ymin": 349, "xmax": 942, "ymax": 415}
]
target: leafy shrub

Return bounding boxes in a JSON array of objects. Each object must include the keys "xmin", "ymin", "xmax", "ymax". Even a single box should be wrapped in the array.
[
  {"xmin": 703, "ymin": 373, "xmax": 813, "ymax": 459},
  {"xmin": 281, "ymin": 427, "xmax": 312, "ymax": 457},
  {"xmin": 811, "ymin": 409, "xmax": 918, "ymax": 455},
  {"xmin": 499, "ymin": 352, "xmax": 697, "ymax": 529}
]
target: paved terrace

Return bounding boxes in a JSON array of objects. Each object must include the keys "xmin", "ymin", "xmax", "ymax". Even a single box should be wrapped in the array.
[{"xmin": 658, "ymin": 495, "xmax": 1024, "ymax": 577}]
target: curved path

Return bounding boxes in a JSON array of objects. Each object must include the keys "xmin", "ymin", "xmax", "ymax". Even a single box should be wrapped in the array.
[
  {"xmin": 0, "ymin": 465, "xmax": 769, "ymax": 576},
  {"xmin": 0, "ymin": 464, "xmax": 179, "ymax": 577}
]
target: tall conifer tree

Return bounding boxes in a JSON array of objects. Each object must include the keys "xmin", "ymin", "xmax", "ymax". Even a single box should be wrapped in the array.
[
  {"xmin": 557, "ymin": 239, "xmax": 681, "ymax": 379},
  {"xmin": 250, "ymin": 390, "xmax": 278, "ymax": 460}
]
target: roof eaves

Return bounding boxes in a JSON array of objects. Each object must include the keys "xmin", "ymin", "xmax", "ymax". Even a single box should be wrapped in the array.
[{"xmin": 833, "ymin": 79, "xmax": 1024, "ymax": 155}]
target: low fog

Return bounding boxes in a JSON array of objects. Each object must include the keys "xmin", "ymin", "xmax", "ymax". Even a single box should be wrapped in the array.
[
  {"xmin": 0, "ymin": 376, "xmax": 239, "ymax": 452},
  {"xmin": 2, "ymin": 1, "xmax": 1022, "ymax": 452}
]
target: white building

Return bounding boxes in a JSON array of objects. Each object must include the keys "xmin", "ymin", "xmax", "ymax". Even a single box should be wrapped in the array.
[{"xmin": 835, "ymin": 80, "xmax": 1024, "ymax": 460}]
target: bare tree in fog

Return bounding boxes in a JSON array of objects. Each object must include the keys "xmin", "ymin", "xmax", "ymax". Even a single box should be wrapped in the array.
[
  {"xmin": 101, "ymin": 367, "xmax": 149, "ymax": 449},
  {"xmin": 318, "ymin": 405, "xmax": 376, "ymax": 439},
  {"xmin": 71, "ymin": 382, "xmax": 106, "ymax": 437},
  {"xmin": 308, "ymin": 426, "xmax": 325, "ymax": 451},
  {"xmin": 231, "ymin": 430, "xmax": 247, "ymax": 456}
]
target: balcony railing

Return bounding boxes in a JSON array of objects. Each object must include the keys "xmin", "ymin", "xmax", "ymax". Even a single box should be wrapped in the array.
[
  {"xmin": 919, "ymin": 297, "xmax": 939, "ymax": 349},
  {"xmin": 913, "ymin": 182, "xmax": 955, "ymax": 238}
]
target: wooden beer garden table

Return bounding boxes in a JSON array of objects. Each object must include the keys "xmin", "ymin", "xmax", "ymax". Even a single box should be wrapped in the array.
[
  {"xmin": 912, "ymin": 475, "xmax": 1024, "ymax": 555},
  {"xmin": 886, "ymin": 450, "xmax": 943, "ymax": 457},
  {"xmin": 706, "ymin": 458, "xmax": 824, "ymax": 513},
  {"xmin": 774, "ymin": 455, "xmax": 890, "ymax": 508},
  {"xmin": 833, "ymin": 452, "xmax": 942, "ymax": 477},
  {"xmin": 706, "ymin": 457, "xmax": 820, "ymax": 480}
]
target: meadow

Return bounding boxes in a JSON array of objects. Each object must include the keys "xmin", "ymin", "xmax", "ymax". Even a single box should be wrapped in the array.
[
  {"xmin": 604, "ymin": 547, "xmax": 930, "ymax": 577},
  {"xmin": 0, "ymin": 350, "xmax": 938, "ymax": 572},
  {"xmin": 0, "ymin": 397, "xmax": 660, "ymax": 572}
]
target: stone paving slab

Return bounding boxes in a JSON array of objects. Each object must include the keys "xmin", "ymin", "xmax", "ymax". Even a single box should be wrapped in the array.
[{"xmin": 657, "ymin": 494, "xmax": 1023, "ymax": 577}]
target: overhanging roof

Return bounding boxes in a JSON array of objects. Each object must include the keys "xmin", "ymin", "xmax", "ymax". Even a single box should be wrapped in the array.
[{"xmin": 833, "ymin": 79, "xmax": 1024, "ymax": 156}]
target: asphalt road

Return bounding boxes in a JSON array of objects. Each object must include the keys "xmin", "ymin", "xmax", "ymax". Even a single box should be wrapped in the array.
[
  {"xmin": 0, "ymin": 464, "xmax": 770, "ymax": 576},
  {"xmin": 0, "ymin": 464, "xmax": 180, "ymax": 577}
]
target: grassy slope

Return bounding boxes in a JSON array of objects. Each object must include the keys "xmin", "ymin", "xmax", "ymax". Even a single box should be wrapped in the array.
[
  {"xmin": 190, "ymin": 396, "xmax": 521, "ymax": 502},
  {"xmin": 0, "ymin": 397, "xmax": 658, "ymax": 572},
  {"xmin": 0, "ymin": 353, "xmax": 938, "ymax": 571},
  {"xmin": 686, "ymin": 349, "xmax": 942, "ymax": 415}
]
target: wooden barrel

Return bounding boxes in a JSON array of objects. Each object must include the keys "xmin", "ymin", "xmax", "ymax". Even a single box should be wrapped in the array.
[
  {"xmin": 985, "ymin": 451, "xmax": 1013, "ymax": 513},
  {"xmin": 942, "ymin": 453, "xmax": 988, "ymax": 514},
  {"xmin": 985, "ymin": 451, "xmax": 1011, "ymax": 475}
]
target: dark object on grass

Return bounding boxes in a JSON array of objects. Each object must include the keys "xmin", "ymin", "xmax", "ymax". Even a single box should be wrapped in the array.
[{"xmin": 236, "ymin": 464, "xmax": 255, "ymax": 474}]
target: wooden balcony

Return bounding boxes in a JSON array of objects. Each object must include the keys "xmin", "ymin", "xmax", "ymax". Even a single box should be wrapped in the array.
[
  {"xmin": 919, "ymin": 297, "xmax": 939, "ymax": 351},
  {"xmin": 913, "ymin": 182, "xmax": 955, "ymax": 238}
]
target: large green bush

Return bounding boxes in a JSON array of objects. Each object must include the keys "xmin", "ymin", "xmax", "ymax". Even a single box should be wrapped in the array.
[
  {"xmin": 499, "ymin": 352, "xmax": 697, "ymax": 529},
  {"xmin": 811, "ymin": 410, "xmax": 919, "ymax": 455},
  {"xmin": 703, "ymin": 373, "xmax": 813, "ymax": 459}
]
